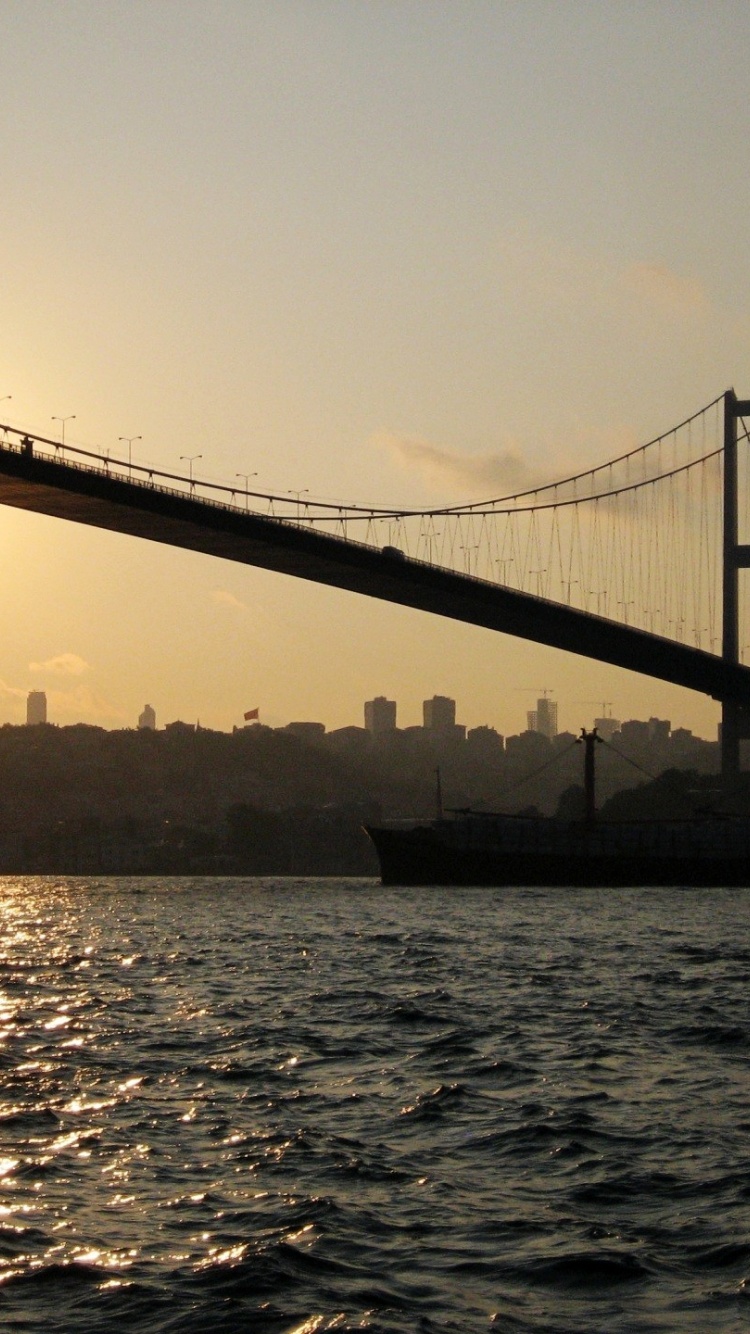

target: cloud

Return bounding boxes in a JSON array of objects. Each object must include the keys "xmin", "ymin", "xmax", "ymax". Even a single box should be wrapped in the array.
[
  {"xmin": 29, "ymin": 653, "xmax": 90, "ymax": 676},
  {"xmin": 0, "ymin": 678, "xmax": 27, "ymax": 702},
  {"xmin": 0, "ymin": 678, "xmax": 124, "ymax": 727},
  {"xmin": 374, "ymin": 421, "xmax": 649, "ymax": 503},
  {"xmin": 622, "ymin": 262, "xmax": 707, "ymax": 317},
  {"xmin": 211, "ymin": 589, "xmax": 248, "ymax": 611},
  {"xmin": 45, "ymin": 685, "xmax": 127, "ymax": 726},
  {"xmin": 495, "ymin": 227, "xmax": 710, "ymax": 326},
  {"xmin": 375, "ymin": 432, "xmax": 547, "ymax": 498}
]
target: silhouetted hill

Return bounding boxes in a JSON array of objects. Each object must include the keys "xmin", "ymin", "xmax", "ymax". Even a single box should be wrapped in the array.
[{"xmin": 0, "ymin": 721, "xmax": 723, "ymax": 873}]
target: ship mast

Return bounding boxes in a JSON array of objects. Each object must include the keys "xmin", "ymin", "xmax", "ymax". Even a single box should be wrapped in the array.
[{"xmin": 578, "ymin": 727, "xmax": 603, "ymax": 823}]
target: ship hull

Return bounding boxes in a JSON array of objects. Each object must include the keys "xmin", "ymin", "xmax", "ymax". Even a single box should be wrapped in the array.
[{"xmin": 365, "ymin": 824, "xmax": 750, "ymax": 888}]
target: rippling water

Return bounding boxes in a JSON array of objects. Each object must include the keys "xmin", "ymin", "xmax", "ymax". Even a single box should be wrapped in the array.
[{"xmin": 0, "ymin": 877, "xmax": 749, "ymax": 1332}]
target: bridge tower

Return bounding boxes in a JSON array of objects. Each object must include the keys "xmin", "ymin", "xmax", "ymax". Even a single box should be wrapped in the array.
[{"xmin": 722, "ymin": 389, "xmax": 750, "ymax": 777}]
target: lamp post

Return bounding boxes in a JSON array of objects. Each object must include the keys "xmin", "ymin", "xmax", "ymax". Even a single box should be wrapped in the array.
[
  {"xmin": 236, "ymin": 472, "xmax": 258, "ymax": 511},
  {"xmin": 119, "ymin": 435, "xmax": 142, "ymax": 477},
  {"xmin": 52, "ymin": 415, "xmax": 76, "ymax": 454},
  {"xmin": 180, "ymin": 454, "xmax": 202, "ymax": 490},
  {"xmin": 288, "ymin": 488, "xmax": 309, "ymax": 521},
  {"xmin": 461, "ymin": 543, "xmax": 480, "ymax": 576},
  {"xmin": 423, "ymin": 526, "xmax": 442, "ymax": 565},
  {"xmin": 530, "ymin": 567, "xmax": 547, "ymax": 597}
]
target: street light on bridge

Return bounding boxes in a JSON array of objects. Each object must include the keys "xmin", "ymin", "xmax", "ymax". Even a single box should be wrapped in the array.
[
  {"xmin": 180, "ymin": 454, "xmax": 202, "ymax": 490},
  {"xmin": 288, "ymin": 488, "xmax": 309, "ymax": 521},
  {"xmin": 236, "ymin": 472, "xmax": 258, "ymax": 511},
  {"xmin": 52, "ymin": 415, "xmax": 76, "ymax": 453},
  {"xmin": 119, "ymin": 435, "xmax": 142, "ymax": 477},
  {"xmin": 530, "ymin": 567, "xmax": 547, "ymax": 597},
  {"xmin": 461, "ymin": 543, "xmax": 480, "ymax": 576}
]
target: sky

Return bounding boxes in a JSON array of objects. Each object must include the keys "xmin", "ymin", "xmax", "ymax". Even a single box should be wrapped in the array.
[{"xmin": 1, "ymin": 0, "xmax": 750, "ymax": 739}]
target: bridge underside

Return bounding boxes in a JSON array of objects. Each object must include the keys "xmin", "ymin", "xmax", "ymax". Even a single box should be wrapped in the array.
[{"xmin": 1, "ymin": 448, "xmax": 749, "ymax": 706}]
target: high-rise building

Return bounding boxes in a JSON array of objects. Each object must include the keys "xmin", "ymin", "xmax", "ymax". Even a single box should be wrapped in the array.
[
  {"xmin": 528, "ymin": 696, "xmax": 557, "ymax": 738},
  {"xmin": 620, "ymin": 719, "xmax": 650, "ymax": 746},
  {"xmin": 138, "ymin": 704, "xmax": 156, "ymax": 730},
  {"xmin": 538, "ymin": 696, "xmax": 557, "ymax": 738},
  {"xmin": 648, "ymin": 717, "xmax": 671, "ymax": 744},
  {"xmin": 423, "ymin": 695, "xmax": 456, "ymax": 733},
  {"xmin": 594, "ymin": 715, "xmax": 620, "ymax": 741},
  {"xmin": 364, "ymin": 696, "xmax": 397, "ymax": 734},
  {"xmin": 27, "ymin": 691, "xmax": 47, "ymax": 726}
]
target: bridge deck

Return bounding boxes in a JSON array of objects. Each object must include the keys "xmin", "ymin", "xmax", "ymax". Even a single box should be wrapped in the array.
[{"xmin": 0, "ymin": 444, "xmax": 748, "ymax": 705}]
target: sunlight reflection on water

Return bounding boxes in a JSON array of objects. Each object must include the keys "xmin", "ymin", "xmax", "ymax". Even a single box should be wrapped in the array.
[{"xmin": 0, "ymin": 877, "xmax": 747, "ymax": 1332}]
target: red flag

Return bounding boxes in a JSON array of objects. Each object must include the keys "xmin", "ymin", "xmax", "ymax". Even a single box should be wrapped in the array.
[{"xmin": 244, "ymin": 707, "xmax": 259, "ymax": 721}]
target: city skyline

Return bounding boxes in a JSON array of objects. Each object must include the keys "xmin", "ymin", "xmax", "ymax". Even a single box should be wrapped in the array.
[
  {"xmin": 19, "ymin": 684, "xmax": 714, "ymax": 747},
  {"xmin": 2, "ymin": 5, "xmax": 750, "ymax": 739}
]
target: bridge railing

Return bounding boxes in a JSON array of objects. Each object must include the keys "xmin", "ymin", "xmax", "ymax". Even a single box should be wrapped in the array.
[
  {"xmin": 0, "ymin": 427, "xmax": 328, "ymax": 521},
  {"xmin": 0, "ymin": 428, "xmax": 447, "ymax": 568},
  {"xmin": 0, "ymin": 397, "xmax": 735, "ymax": 656}
]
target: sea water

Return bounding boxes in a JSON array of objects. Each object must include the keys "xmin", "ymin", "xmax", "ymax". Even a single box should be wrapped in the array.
[{"xmin": 0, "ymin": 877, "xmax": 748, "ymax": 1333}]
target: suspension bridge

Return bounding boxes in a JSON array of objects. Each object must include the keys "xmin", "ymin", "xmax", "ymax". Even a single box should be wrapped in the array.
[{"xmin": 0, "ymin": 390, "xmax": 749, "ymax": 774}]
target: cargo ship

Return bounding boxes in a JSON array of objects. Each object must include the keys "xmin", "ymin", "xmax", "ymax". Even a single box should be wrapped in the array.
[{"xmin": 365, "ymin": 729, "xmax": 750, "ymax": 887}]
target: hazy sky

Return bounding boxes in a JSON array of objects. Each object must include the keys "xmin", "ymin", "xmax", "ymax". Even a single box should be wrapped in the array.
[{"xmin": 2, "ymin": 0, "xmax": 750, "ymax": 738}]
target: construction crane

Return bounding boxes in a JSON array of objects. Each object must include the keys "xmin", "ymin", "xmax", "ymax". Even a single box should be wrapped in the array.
[{"xmin": 576, "ymin": 700, "xmax": 614, "ymax": 717}]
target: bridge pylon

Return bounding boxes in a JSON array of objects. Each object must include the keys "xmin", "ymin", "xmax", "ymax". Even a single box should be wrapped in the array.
[{"xmin": 722, "ymin": 389, "xmax": 750, "ymax": 778}]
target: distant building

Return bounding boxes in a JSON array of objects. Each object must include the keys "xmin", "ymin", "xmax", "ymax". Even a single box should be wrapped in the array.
[
  {"xmin": 594, "ymin": 715, "xmax": 620, "ymax": 742},
  {"xmin": 527, "ymin": 696, "xmax": 558, "ymax": 739},
  {"xmin": 423, "ymin": 696, "xmax": 456, "ymax": 733},
  {"xmin": 326, "ymin": 726, "xmax": 370, "ymax": 753},
  {"xmin": 506, "ymin": 730, "xmax": 552, "ymax": 761},
  {"xmin": 138, "ymin": 704, "xmax": 156, "ymax": 731},
  {"xmin": 283, "ymin": 722, "xmax": 326, "ymax": 742},
  {"xmin": 27, "ymin": 691, "xmax": 47, "ymax": 726},
  {"xmin": 466, "ymin": 726, "xmax": 504, "ymax": 755},
  {"xmin": 649, "ymin": 717, "xmax": 671, "ymax": 744},
  {"xmin": 619, "ymin": 719, "xmax": 650, "ymax": 746},
  {"xmin": 364, "ymin": 696, "xmax": 397, "ymax": 735},
  {"xmin": 401, "ymin": 725, "xmax": 428, "ymax": 742},
  {"xmin": 423, "ymin": 697, "xmax": 465, "ymax": 743},
  {"xmin": 670, "ymin": 727, "xmax": 693, "ymax": 746}
]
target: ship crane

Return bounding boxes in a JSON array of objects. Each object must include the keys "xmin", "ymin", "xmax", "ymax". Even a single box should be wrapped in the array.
[{"xmin": 577, "ymin": 727, "xmax": 604, "ymax": 823}]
